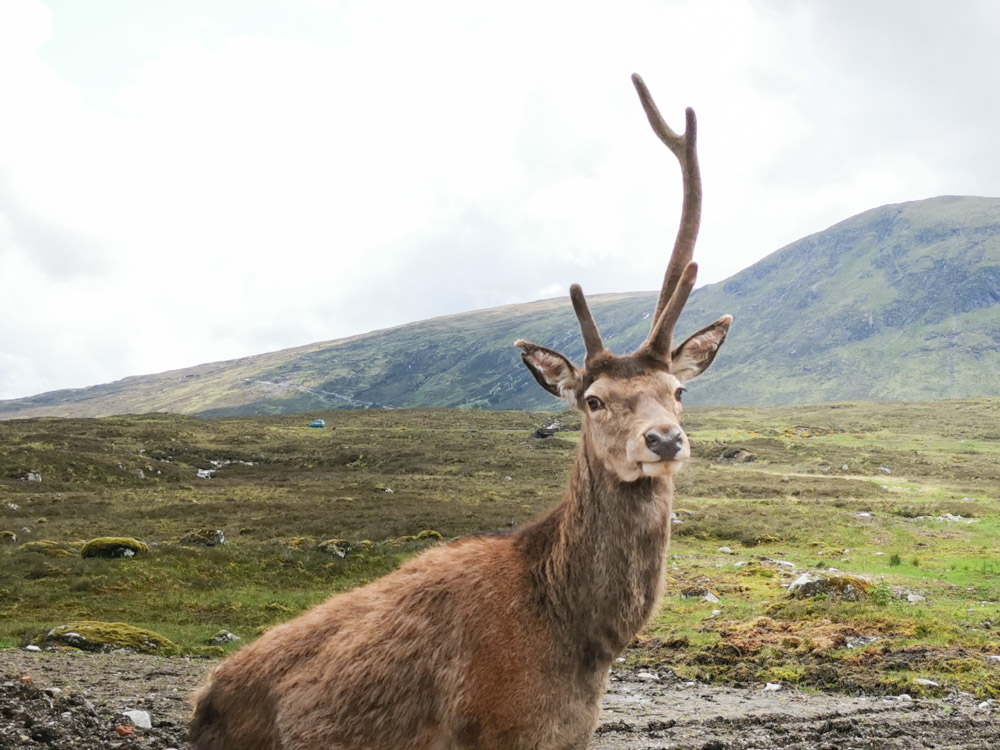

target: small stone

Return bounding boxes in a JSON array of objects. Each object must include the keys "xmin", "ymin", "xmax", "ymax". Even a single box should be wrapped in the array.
[
  {"xmin": 763, "ymin": 682, "xmax": 781, "ymax": 691},
  {"xmin": 42, "ymin": 687, "xmax": 62, "ymax": 697},
  {"xmin": 116, "ymin": 725, "xmax": 136, "ymax": 737},
  {"xmin": 907, "ymin": 593, "xmax": 926, "ymax": 604},
  {"xmin": 122, "ymin": 709, "xmax": 152, "ymax": 729},
  {"xmin": 24, "ymin": 645, "xmax": 42, "ymax": 652},
  {"xmin": 636, "ymin": 671, "xmax": 660, "ymax": 682},
  {"xmin": 877, "ymin": 466, "xmax": 892, "ymax": 474},
  {"xmin": 717, "ymin": 546, "xmax": 733, "ymax": 554},
  {"xmin": 915, "ymin": 678, "xmax": 939, "ymax": 687},
  {"xmin": 208, "ymin": 629, "xmax": 241, "ymax": 645},
  {"xmin": 898, "ymin": 694, "xmax": 913, "ymax": 702},
  {"xmin": 978, "ymin": 701, "xmax": 993, "ymax": 711}
]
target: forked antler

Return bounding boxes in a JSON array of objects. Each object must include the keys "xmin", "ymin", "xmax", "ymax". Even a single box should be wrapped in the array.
[
  {"xmin": 632, "ymin": 73, "xmax": 701, "ymax": 360},
  {"xmin": 570, "ymin": 73, "xmax": 702, "ymax": 366}
]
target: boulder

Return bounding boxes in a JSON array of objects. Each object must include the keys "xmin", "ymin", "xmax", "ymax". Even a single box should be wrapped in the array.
[
  {"xmin": 38, "ymin": 621, "xmax": 177, "ymax": 654},
  {"xmin": 787, "ymin": 573, "xmax": 871, "ymax": 601},
  {"xmin": 80, "ymin": 537, "xmax": 149, "ymax": 559}
]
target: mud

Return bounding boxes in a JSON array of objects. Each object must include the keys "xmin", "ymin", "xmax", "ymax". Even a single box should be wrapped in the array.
[{"xmin": 3, "ymin": 649, "xmax": 998, "ymax": 749}]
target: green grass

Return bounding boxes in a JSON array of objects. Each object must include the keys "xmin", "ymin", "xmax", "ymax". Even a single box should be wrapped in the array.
[{"xmin": 3, "ymin": 399, "xmax": 1000, "ymax": 695}]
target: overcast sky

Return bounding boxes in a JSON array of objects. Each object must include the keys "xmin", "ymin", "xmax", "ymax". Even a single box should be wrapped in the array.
[{"xmin": 1, "ymin": 0, "xmax": 998, "ymax": 400}]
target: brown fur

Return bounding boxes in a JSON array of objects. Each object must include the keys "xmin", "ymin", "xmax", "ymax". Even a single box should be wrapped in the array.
[{"xmin": 189, "ymin": 74, "xmax": 731, "ymax": 750}]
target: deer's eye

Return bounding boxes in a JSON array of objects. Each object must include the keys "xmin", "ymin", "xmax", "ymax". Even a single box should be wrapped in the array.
[
  {"xmin": 585, "ymin": 396, "xmax": 605, "ymax": 412},
  {"xmin": 675, "ymin": 387, "xmax": 686, "ymax": 403}
]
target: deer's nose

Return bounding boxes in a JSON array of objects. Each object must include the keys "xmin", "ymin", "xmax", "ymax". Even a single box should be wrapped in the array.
[{"xmin": 644, "ymin": 429, "xmax": 685, "ymax": 460}]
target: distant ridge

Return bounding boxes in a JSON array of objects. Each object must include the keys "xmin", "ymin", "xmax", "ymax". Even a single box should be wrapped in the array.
[{"xmin": 3, "ymin": 195, "xmax": 1000, "ymax": 419}]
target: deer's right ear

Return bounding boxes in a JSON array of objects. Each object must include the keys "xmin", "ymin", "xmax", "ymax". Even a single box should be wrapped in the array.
[{"xmin": 515, "ymin": 340, "xmax": 581, "ymax": 404}]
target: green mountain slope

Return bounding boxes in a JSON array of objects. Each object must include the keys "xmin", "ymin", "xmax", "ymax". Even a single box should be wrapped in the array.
[{"xmin": 2, "ymin": 195, "xmax": 999, "ymax": 419}]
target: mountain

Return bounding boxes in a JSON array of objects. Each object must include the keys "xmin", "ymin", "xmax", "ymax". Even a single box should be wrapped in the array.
[{"xmin": 2, "ymin": 195, "xmax": 999, "ymax": 419}]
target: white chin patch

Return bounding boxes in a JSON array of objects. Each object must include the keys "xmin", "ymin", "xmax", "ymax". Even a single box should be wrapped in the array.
[{"xmin": 641, "ymin": 460, "xmax": 682, "ymax": 478}]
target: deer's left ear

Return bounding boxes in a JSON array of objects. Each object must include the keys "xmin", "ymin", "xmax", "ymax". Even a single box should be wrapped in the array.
[
  {"xmin": 515, "ymin": 340, "xmax": 581, "ymax": 404},
  {"xmin": 671, "ymin": 315, "xmax": 732, "ymax": 383}
]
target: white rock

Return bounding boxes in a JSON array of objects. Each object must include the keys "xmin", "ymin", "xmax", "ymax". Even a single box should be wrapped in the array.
[
  {"xmin": 122, "ymin": 709, "xmax": 152, "ymax": 729},
  {"xmin": 988, "ymin": 655, "xmax": 1000, "ymax": 663},
  {"xmin": 898, "ymin": 694, "xmax": 913, "ymax": 702},
  {"xmin": 978, "ymin": 701, "xmax": 993, "ymax": 711},
  {"xmin": 717, "ymin": 546, "xmax": 733, "ymax": 554},
  {"xmin": 787, "ymin": 573, "xmax": 818, "ymax": 593},
  {"xmin": 24, "ymin": 645, "xmax": 42, "ymax": 652},
  {"xmin": 763, "ymin": 682, "xmax": 781, "ymax": 691},
  {"xmin": 915, "ymin": 678, "xmax": 939, "ymax": 687},
  {"xmin": 615, "ymin": 657, "xmax": 626, "ymax": 663},
  {"xmin": 774, "ymin": 560, "xmax": 797, "ymax": 568},
  {"xmin": 636, "ymin": 671, "xmax": 660, "ymax": 682},
  {"xmin": 907, "ymin": 593, "xmax": 926, "ymax": 604},
  {"xmin": 702, "ymin": 592, "xmax": 721, "ymax": 603},
  {"xmin": 712, "ymin": 609, "xmax": 723, "ymax": 616}
]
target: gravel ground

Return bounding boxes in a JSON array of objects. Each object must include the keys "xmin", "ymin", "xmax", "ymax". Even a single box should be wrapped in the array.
[{"xmin": 3, "ymin": 649, "xmax": 1000, "ymax": 749}]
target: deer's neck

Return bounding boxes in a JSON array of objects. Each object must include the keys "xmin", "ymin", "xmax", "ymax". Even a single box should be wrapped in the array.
[{"xmin": 517, "ymin": 435, "xmax": 674, "ymax": 671}]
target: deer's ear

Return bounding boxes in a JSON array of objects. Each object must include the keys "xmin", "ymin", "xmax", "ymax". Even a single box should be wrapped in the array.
[
  {"xmin": 671, "ymin": 315, "xmax": 732, "ymax": 383},
  {"xmin": 515, "ymin": 340, "xmax": 581, "ymax": 404}
]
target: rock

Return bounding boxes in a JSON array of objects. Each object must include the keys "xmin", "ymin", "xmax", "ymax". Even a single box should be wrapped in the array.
[
  {"xmin": 718, "ymin": 546, "xmax": 733, "ymax": 554},
  {"xmin": 116, "ymin": 725, "xmax": 136, "ymax": 737},
  {"xmin": 763, "ymin": 682, "xmax": 781, "ymax": 691},
  {"xmin": 26, "ymin": 472, "xmax": 42, "ymax": 482},
  {"xmin": 719, "ymin": 447, "xmax": 754, "ymax": 463},
  {"xmin": 907, "ymin": 593, "xmax": 927, "ymax": 603},
  {"xmin": 0, "ymin": 530, "xmax": 16, "ymax": 544},
  {"xmin": 40, "ymin": 621, "xmax": 178, "ymax": 654},
  {"xmin": 636, "ymin": 671, "xmax": 660, "ymax": 682},
  {"xmin": 898, "ymin": 693, "xmax": 913, "ymax": 702},
  {"xmin": 24, "ymin": 645, "xmax": 41, "ymax": 652},
  {"xmin": 180, "ymin": 529, "xmax": 227, "ymax": 546},
  {"xmin": 207, "ymin": 630, "xmax": 241, "ymax": 645},
  {"xmin": 80, "ymin": 537, "xmax": 149, "ymax": 559},
  {"xmin": 877, "ymin": 466, "xmax": 892, "ymax": 474},
  {"xmin": 122, "ymin": 709, "xmax": 152, "ymax": 729},
  {"xmin": 680, "ymin": 586, "xmax": 720, "ymax": 603},
  {"xmin": 318, "ymin": 539, "xmax": 352, "ymax": 557},
  {"xmin": 915, "ymin": 678, "xmax": 939, "ymax": 687},
  {"xmin": 134, "ymin": 469, "xmax": 145, "ymax": 480},
  {"xmin": 787, "ymin": 573, "xmax": 871, "ymax": 601}
]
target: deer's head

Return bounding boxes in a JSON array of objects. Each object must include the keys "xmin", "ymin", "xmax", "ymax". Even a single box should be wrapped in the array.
[{"xmin": 516, "ymin": 74, "xmax": 731, "ymax": 483}]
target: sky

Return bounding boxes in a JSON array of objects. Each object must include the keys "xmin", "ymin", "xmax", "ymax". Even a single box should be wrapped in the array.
[{"xmin": 2, "ymin": 0, "xmax": 999, "ymax": 401}]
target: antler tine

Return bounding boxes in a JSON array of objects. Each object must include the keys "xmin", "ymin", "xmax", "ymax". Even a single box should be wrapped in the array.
[
  {"xmin": 569, "ymin": 284, "xmax": 606, "ymax": 363},
  {"xmin": 632, "ymin": 73, "xmax": 702, "ymax": 357},
  {"xmin": 643, "ymin": 262, "xmax": 697, "ymax": 358}
]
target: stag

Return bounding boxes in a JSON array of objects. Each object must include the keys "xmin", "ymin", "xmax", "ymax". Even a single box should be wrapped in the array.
[{"xmin": 189, "ymin": 73, "xmax": 732, "ymax": 750}]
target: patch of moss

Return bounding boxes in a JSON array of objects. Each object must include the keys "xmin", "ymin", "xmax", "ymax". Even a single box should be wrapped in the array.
[
  {"xmin": 18, "ymin": 540, "xmax": 71, "ymax": 558},
  {"xmin": 81, "ymin": 537, "xmax": 149, "ymax": 559}
]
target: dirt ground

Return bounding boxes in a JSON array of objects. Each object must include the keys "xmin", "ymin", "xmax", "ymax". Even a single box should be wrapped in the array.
[{"xmin": 3, "ymin": 649, "xmax": 1000, "ymax": 749}]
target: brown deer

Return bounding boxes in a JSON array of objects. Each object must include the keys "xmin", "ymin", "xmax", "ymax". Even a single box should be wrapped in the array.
[{"xmin": 189, "ymin": 73, "xmax": 732, "ymax": 750}]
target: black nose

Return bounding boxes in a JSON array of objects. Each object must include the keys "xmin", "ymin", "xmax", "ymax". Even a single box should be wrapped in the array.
[{"xmin": 644, "ymin": 429, "xmax": 684, "ymax": 460}]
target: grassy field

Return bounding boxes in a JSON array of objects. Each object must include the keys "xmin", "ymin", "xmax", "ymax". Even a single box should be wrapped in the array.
[{"xmin": 2, "ymin": 400, "xmax": 1000, "ymax": 696}]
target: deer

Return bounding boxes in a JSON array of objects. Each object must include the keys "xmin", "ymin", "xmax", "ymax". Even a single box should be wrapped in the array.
[{"xmin": 188, "ymin": 73, "xmax": 732, "ymax": 750}]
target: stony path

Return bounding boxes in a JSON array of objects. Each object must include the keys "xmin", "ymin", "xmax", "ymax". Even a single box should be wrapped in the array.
[{"xmin": 3, "ymin": 649, "xmax": 999, "ymax": 749}]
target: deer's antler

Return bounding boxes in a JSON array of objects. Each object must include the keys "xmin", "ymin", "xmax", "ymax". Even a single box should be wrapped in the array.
[{"xmin": 631, "ymin": 73, "xmax": 702, "ymax": 361}]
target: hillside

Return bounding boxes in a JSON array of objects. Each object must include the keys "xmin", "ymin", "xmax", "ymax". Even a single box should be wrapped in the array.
[{"xmin": 2, "ymin": 195, "xmax": 999, "ymax": 418}]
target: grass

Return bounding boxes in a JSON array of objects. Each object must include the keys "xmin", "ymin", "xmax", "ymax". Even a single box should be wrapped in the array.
[{"xmin": 3, "ymin": 399, "xmax": 1000, "ymax": 696}]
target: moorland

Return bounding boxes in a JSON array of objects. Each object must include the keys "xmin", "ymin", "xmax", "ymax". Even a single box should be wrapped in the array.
[{"xmin": 3, "ymin": 398, "xmax": 1000, "ymax": 699}]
